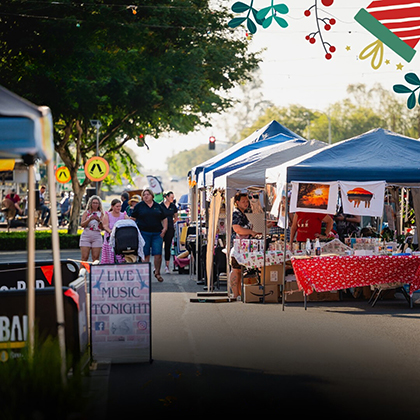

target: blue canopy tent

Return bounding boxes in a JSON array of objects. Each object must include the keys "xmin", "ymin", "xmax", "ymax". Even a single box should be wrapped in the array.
[
  {"xmin": 191, "ymin": 120, "xmax": 305, "ymax": 188},
  {"xmin": 277, "ymin": 128, "xmax": 420, "ymax": 310},
  {"xmin": 204, "ymin": 136, "xmax": 307, "ymax": 188},
  {"xmin": 286, "ymin": 128, "xmax": 420, "ymax": 183}
]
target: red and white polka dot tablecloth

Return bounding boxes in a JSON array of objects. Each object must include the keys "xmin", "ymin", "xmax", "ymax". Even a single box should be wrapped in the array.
[{"xmin": 291, "ymin": 255, "xmax": 420, "ymax": 296}]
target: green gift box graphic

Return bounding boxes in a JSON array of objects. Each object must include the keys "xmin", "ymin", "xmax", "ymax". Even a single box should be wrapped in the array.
[{"xmin": 355, "ymin": 1, "xmax": 420, "ymax": 68}]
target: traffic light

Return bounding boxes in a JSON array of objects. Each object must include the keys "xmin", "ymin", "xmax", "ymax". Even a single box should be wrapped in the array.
[{"xmin": 209, "ymin": 136, "xmax": 216, "ymax": 150}]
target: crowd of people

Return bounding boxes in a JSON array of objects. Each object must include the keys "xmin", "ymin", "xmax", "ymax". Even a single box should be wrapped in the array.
[
  {"xmin": 77, "ymin": 189, "xmax": 179, "ymax": 282},
  {"xmin": 1, "ymin": 185, "xmax": 180, "ymax": 283}
]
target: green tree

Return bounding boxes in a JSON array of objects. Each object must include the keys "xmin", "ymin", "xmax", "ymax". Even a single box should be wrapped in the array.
[{"xmin": 0, "ymin": 0, "xmax": 260, "ymax": 233}]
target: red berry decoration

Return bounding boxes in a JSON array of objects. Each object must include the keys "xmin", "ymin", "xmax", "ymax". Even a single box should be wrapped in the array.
[{"xmin": 304, "ymin": 1, "xmax": 337, "ymax": 60}]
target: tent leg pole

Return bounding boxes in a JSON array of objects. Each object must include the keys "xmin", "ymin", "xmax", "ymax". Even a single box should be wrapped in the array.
[
  {"xmin": 282, "ymin": 183, "xmax": 289, "ymax": 311},
  {"xmin": 27, "ymin": 164, "xmax": 36, "ymax": 356},
  {"xmin": 47, "ymin": 161, "xmax": 67, "ymax": 384}
]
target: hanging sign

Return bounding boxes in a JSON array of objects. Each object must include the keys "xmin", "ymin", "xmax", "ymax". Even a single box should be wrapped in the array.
[
  {"xmin": 340, "ymin": 180, "xmax": 386, "ymax": 217},
  {"xmin": 90, "ymin": 263, "xmax": 151, "ymax": 363},
  {"xmin": 84, "ymin": 156, "xmax": 109, "ymax": 182},
  {"xmin": 290, "ymin": 181, "xmax": 339, "ymax": 215},
  {"xmin": 55, "ymin": 166, "xmax": 71, "ymax": 184}
]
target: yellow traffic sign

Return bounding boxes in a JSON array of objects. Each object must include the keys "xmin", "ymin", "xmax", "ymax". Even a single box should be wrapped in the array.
[
  {"xmin": 55, "ymin": 166, "xmax": 71, "ymax": 184},
  {"xmin": 84, "ymin": 156, "xmax": 109, "ymax": 182}
]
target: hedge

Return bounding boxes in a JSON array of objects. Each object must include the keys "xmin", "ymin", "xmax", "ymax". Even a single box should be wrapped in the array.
[{"xmin": 0, "ymin": 230, "xmax": 81, "ymax": 251}]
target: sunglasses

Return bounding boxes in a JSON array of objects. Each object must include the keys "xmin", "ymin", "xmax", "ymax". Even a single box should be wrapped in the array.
[{"xmin": 248, "ymin": 194, "xmax": 259, "ymax": 199}]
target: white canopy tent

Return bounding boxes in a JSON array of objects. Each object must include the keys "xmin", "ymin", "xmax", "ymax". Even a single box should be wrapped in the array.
[{"xmin": 203, "ymin": 139, "xmax": 326, "ymax": 297}]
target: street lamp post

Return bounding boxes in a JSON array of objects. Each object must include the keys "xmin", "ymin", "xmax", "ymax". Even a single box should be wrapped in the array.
[{"xmin": 90, "ymin": 119, "xmax": 102, "ymax": 193}]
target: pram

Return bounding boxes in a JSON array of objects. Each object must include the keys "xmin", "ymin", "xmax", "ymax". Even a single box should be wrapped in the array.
[{"xmin": 110, "ymin": 219, "xmax": 145, "ymax": 263}]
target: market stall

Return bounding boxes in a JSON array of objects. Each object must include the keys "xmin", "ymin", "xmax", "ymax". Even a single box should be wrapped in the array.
[
  {"xmin": 269, "ymin": 128, "xmax": 420, "ymax": 309},
  {"xmin": 189, "ymin": 120, "xmax": 305, "ymax": 288},
  {"xmin": 201, "ymin": 139, "xmax": 326, "ymax": 299}
]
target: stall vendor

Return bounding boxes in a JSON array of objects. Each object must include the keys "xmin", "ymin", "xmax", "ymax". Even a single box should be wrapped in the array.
[
  {"xmin": 230, "ymin": 192, "xmax": 261, "ymax": 299},
  {"xmin": 289, "ymin": 211, "xmax": 333, "ymax": 246},
  {"xmin": 334, "ymin": 210, "xmax": 361, "ymax": 242}
]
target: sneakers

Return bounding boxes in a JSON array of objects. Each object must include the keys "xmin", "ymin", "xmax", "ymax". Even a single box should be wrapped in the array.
[{"xmin": 164, "ymin": 266, "xmax": 170, "ymax": 274}]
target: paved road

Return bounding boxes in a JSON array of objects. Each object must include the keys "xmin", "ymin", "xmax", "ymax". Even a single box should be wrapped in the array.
[{"xmin": 3, "ymin": 250, "xmax": 420, "ymax": 417}]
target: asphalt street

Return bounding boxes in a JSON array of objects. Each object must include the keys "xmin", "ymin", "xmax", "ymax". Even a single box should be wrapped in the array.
[{"xmin": 3, "ymin": 249, "xmax": 420, "ymax": 418}]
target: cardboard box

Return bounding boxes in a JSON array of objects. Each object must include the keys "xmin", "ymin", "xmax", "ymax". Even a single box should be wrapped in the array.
[
  {"xmin": 261, "ymin": 264, "xmax": 284, "ymax": 285},
  {"xmin": 244, "ymin": 284, "xmax": 279, "ymax": 303},
  {"xmin": 284, "ymin": 280, "xmax": 340, "ymax": 302},
  {"xmin": 284, "ymin": 279, "xmax": 304, "ymax": 302}
]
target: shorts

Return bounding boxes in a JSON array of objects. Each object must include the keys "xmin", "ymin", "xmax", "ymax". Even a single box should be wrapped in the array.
[
  {"xmin": 79, "ymin": 229, "xmax": 103, "ymax": 248},
  {"xmin": 141, "ymin": 231, "xmax": 163, "ymax": 256}
]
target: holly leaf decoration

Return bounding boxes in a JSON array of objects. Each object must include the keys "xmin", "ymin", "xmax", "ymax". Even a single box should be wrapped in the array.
[
  {"xmin": 393, "ymin": 84, "xmax": 413, "ymax": 94},
  {"xmin": 274, "ymin": 16, "xmax": 288, "ymax": 28},
  {"xmin": 405, "ymin": 72, "xmax": 420, "ymax": 86},
  {"xmin": 256, "ymin": 6, "xmax": 272, "ymax": 21},
  {"xmin": 408, "ymin": 92, "xmax": 416, "ymax": 109},
  {"xmin": 228, "ymin": 17, "xmax": 247, "ymax": 29},
  {"xmin": 231, "ymin": 1, "xmax": 250, "ymax": 13},
  {"xmin": 247, "ymin": 17, "xmax": 257, "ymax": 34},
  {"xmin": 274, "ymin": 4, "xmax": 289, "ymax": 14}
]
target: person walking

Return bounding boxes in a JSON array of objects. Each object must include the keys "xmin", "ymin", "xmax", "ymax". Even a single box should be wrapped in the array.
[
  {"xmin": 160, "ymin": 191, "xmax": 178, "ymax": 274},
  {"xmin": 79, "ymin": 195, "xmax": 104, "ymax": 263},
  {"xmin": 121, "ymin": 191, "xmax": 129, "ymax": 213},
  {"xmin": 126, "ymin": 194, "xmax": 141, "ymax": 217},
  {"xmin": 130, "ymin": 188, "xmax": 167, "ymax": 282},
  {"xmin": 101, "ymin": 198, "xmax": 128, "ymax": 264}
]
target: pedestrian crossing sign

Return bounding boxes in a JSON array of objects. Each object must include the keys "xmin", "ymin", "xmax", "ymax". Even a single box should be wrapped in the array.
[
  {"xmin": 84, "ymin": 156, "xmax": 109, "ymax": 182},
  {"xmin": 55, "ymin": 166, "xmax": 71, "ymax": 184}
]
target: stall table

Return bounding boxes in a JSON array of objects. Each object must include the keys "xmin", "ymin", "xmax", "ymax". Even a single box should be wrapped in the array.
[{"xmin": 291, "ymin": 254, "xmax": 420, "ymax": 297}]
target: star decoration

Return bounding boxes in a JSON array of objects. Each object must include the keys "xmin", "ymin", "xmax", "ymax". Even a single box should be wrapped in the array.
[{"xmin": 396, "ymin": 63, "xmax": 404, "ymax": 70}]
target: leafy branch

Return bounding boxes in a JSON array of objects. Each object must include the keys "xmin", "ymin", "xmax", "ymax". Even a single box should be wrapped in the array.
[
  {"xmin": 393, "ymin": 73, "xmax": 420, "ymax": 110},
  {"xmin": 228, "ymin": 0, "xmax": 289, "ymax": 34}
]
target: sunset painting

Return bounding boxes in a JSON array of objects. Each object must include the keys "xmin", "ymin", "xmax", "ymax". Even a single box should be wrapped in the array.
[{"xmin": 296, "ymin": 183, "xmax": 330, "ymax": 210}]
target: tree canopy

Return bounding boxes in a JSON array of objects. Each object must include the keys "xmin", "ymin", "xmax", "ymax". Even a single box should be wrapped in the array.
[{"xmin": 0, "ymin": 0, "xmax": 260, "ymax": 232}]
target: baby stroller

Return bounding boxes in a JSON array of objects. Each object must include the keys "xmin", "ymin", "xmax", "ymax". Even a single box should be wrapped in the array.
[{"xmin": 110, "ymin": 219, "xmax": 145, "ymax": 263}]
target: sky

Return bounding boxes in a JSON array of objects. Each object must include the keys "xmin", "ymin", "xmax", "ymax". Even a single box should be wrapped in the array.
[{"xmin": 132, "ymin": 0, "xmax": 420, "ymax": 172}]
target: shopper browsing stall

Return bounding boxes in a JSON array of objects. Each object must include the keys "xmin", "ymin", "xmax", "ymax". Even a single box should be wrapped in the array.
[{"xmin": 160, "ymin": 191, "xmax": 178, "ymax": 274}]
